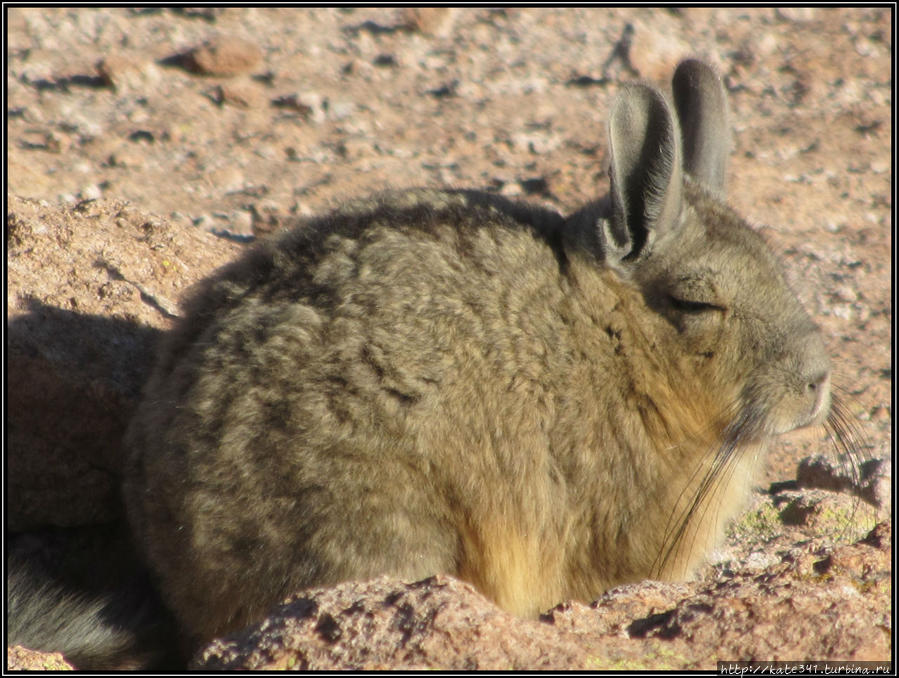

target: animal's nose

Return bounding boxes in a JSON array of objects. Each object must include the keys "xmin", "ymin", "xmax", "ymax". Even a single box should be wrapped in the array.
[
  {"xmin": 806, "ymin": 369, "xmax": 831, "ymax": 421},
  {"xmin": 807, "ymin": 370, "xmax": 829, "ymax": 393}
]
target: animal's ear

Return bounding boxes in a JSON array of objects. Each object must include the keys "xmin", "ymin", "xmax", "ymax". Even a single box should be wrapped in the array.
[
  {"xmin": 672, "ymin": 59, "xmax": 730, "ymax": 197},
  {"xmin": 603, "ymin": 83, "xmax": 684, "ymax": 264}
]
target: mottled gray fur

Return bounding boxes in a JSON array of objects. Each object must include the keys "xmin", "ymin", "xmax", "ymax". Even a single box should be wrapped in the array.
[
  {"xmin": 7, "ymin": 547, "xmax": 180, "ymax": 669},
  {"xmin": 124, "ymin": 60, "xmax": 834, "ymax": 654}
]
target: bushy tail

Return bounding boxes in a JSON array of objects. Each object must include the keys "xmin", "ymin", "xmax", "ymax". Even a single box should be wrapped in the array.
[{"xmin": 6, "ymin": 528, "xmax": 182, "ymax": 670}]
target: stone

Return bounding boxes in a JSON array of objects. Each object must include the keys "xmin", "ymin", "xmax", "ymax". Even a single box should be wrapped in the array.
[
  {"xmin": 6, "ymin": 196, "xmax": 240, "ymax": 530},
  {"xmin": 186, "ymin": 36, "xmax": 262, "ymax": 76},
  {"xmin": 6, "ymin": 645, "xmax": 74, "ymax": 671},
  {"xmin": 194, "ymin": 522, "xmax": 891, "ymax": 670}
]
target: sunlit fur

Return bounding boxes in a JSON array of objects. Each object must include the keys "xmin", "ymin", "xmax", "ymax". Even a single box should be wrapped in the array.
[{"xmin": 123, "ymin": 62, "xmax": 854, "ymax": 648}]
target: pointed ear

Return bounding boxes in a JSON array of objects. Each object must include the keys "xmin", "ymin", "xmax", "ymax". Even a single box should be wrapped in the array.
[
  {"xmin": 672, "ymin": 59, "xmax": 730, "ymax": 197},
  {"xmin": 603, "ymin": 83, "xmax": 684, "ymax": 264}
]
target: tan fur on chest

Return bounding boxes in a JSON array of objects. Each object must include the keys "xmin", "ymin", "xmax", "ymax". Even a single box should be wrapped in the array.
[{"xmin": 456, "ymin": 518, "xmax": 568, "ymax": 617}]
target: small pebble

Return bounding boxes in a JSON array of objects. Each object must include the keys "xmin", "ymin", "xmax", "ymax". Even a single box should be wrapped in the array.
[{"xmin": 188, "ymin": 36, "xmax": 263, "ymax": 76}]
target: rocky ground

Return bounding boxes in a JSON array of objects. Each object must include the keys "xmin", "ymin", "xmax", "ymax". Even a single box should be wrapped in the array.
[{"xmin": 6, "ymin": 7, "xmax": 892, "ymax": 671}]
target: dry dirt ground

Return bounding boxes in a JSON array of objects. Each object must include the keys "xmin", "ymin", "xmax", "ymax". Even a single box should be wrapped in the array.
[{"xmin": 6, "ymin": 6, "xmax": 892, "ymax": 670}]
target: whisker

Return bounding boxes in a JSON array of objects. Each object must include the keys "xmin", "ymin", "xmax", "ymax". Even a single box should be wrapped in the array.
[
  {"xmin": 652, "ymin": 399, "xmax": 750, "ymax": 578},
  {"xmin": 821, "ymin": 393, "xmax": 874, "ymax": 541},
  {"xmin": 650, "ymin": 386, "xmax": 872, "ymax": 580},
  {"xmin": 667, "ymin": 438, "xmax": 741, "ymax": 576},
  {"xmin": 650, "ymin": 439, "xmax": 719, "ymax": 576}
]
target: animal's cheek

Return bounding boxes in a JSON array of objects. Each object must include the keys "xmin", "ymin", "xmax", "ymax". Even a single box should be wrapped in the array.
[{"xmin": 675, "ymin": 313, "xmax": 726, "ymax": 359}]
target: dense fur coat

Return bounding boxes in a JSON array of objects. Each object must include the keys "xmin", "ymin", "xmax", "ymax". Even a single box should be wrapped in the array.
[
  {"xmin": 124, "ymin": 60, "xmax": 832, "ymax": 644},
  {"xmin": 10, "ymin": 61, "xmax": 838, "ymax": 669}
]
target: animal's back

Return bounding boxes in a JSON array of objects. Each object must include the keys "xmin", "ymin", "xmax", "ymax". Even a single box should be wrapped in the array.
[{"xmin": 124, "ymin": 189, "xmax": 586, "ymax": 640}]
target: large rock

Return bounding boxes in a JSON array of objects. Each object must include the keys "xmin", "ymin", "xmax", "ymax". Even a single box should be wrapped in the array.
[
  {"xmin": 195, "ymin": 575, "xmax": 589, "ymax": 670},
  {"xmin": 6, "ymin": 196, "xmax": 240, "ymax": 530},
  {"xmin": 194, "ymin": 522, "xmax": 891, "ymax": 670}
]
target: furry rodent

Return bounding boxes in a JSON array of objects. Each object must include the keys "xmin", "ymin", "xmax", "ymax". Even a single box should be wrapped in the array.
[{"xmin": 123, "ymin": 59, "xmax": 835, "ymax": 648}]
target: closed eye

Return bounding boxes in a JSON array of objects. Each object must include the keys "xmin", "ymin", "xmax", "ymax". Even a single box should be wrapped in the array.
[{"xmin": 668, "ymin": 296, "xmax": 724, "ymax": 313}]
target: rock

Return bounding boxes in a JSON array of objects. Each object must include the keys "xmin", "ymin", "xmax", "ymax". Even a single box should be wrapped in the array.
[
  {"xmin": 860, "ymin": 457, "xmax": 891, "ymax": 511},
  {"xmin": 249, "ymin": 200, "xmax": 296, "ymax": 237},
  {"xmin": 798, "ymin": 454, "xmax": 892, "ymax": 513},
  {"xmin": 774, "ymin": 488, "xmax": 878, "ymax": 544},
  {"xmin": 775, "ymin": 7, "xmax": 819, "ymax": 22},
  {"xmin": 797, "ymin": 454, "xmax": 853, "ymax": 492},
  {"xmin": 193, "ymin": 575, "xmax": 592, "ymax": 671},
  {"xmin": 210, "ymin": 79, "xmax": 266, "ymax": 108},
  {"xmin": 18, "ymin": 129, "xmax": 66, "ymax": 153},
  {"xmin": 207, "ymin": 166, "xmax": 246, "ymax": 195},
  {"xmin": 171, "ymin": 7, "xmax": 224, "ymax": 22},
  {"xmin": 638, "ymin": 521, "xmax": 892, "ymax": 664},
  {"xmin": 6, "ymin": 196, "xmax": 240, "ymax": 530},
  {"xmin": 272, "ymin": 92, "xmax": 326, "ymax": 123},
  {"xmin": 6, "ymin": 645, "xmax": 74, "ymax": 671},
  {"xmin": 398, "ymin": 8, "xmax": 457, "ymax": 37},
  {"xmin": 209, "ymin": 209, "xmax": 255, "ymax": 242},
  {"xmin": 79, "ymin": 183, "xmax": 103, "ymax": 200},
  {"xmin": 184, "ymin": 36, "xmax": 263, "ymax": 76},
  {"xmin": 96, "ymin": 54, "xmax": 162, "ymax": 93},
  {"xmin": 195, "ymin": 522, "xmax": 891, "ymax": 670}
]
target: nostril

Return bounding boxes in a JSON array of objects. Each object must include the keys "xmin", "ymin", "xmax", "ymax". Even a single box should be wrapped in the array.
[
  {"xmin": 807, "ymin": 371, "xmax": 830, "ymax": 394},
  {"xmin": 805, "ymin": 371, "xmax": 832, "ymax": 422},
  {"xmin": 806, "ymin": 372, "xmax": 830, "ymax": 397}
]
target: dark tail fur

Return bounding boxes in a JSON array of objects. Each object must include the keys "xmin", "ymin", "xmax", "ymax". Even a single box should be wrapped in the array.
[{"xmin": 6, "ymin": 526, "xmax": 183, "ymax": 670}]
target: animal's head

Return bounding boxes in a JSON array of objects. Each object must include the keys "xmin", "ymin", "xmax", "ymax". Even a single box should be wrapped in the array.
[{"xmin": 594, "ymin": 59, "xmax": 832, "ymax": 445}]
